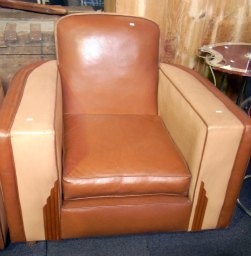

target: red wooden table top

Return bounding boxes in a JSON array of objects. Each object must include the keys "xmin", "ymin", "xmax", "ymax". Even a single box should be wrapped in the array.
[{"xmin": 200, "ymin": 42, "xmax": 251, "ymax": 77}]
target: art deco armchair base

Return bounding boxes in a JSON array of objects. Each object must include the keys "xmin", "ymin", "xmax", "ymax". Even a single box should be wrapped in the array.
[{"xmin": 0, "ymin": 14, "xmax": 250, "ymax": 244}]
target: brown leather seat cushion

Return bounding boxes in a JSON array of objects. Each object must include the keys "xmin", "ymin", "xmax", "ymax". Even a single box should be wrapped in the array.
[{"xmin": 63, "ymin": 114, "xmax": 190, "ymax": 199}]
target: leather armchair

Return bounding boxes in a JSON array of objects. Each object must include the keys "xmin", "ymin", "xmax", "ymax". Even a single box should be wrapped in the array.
[{"xmin": 0, "ymin": 13, "xmax": 251, "ymax": 244}]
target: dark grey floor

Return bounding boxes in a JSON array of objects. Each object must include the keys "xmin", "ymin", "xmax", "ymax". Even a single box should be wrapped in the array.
[{"xmin": 1, "ymin": 163, "xmax": 251, "ymax": 256}]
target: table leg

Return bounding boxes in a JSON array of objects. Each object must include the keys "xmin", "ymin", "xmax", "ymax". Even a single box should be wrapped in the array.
[
  {"xmin": 237, "ymin": 174, "xmax": 251, "ymax": 217},
  {"xmin": 236, "ymin": 76, "xmax": 248, "ymax": 105},
  {"xmin": 220, "ymin": 73, "xmax": 227, "ymax": 92}
]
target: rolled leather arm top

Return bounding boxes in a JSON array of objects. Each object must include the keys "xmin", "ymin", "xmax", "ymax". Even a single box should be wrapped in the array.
[
  {"xmin": 158, "ymin": 63, "xmax": 251, "ymax": 231},
  {"xmin": 0, "ymin": 60, "xmax": 63, "ymax": 242}
]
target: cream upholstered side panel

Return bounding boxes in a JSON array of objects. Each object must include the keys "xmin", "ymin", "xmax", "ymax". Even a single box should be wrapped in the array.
[
  {"xmin": 158, "ymin": 63, "xmax": 244, "ymax": 230},
  {"xmin": 158, "ymin": 68, "xmax": 207, "ymax": 199},
  {"xmin": 10, "ymin": 61, "xmax": 62, "ymax": 241}
]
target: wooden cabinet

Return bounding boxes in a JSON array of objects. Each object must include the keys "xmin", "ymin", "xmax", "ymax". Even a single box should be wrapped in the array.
[
  {"xmin": 0, "ymin": 9, "xmax": 57, "ymax": 90},
  {"xmin": 0, "ymin": 6, "xmax": 93, "ymax": 90}
]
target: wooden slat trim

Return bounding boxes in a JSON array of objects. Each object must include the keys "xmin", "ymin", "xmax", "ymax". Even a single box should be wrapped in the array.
[
  {"xmin": 0, "ymin": 221, "xmax": 5, "ymax": 249},
  {"xmin": 43, "ymin": 181, "xmax": 60, "ymax": 240},
  {"xmin": 54, "ymin": 182, "xmax": 60, "ymax": 240},
  {"xmin": 192, "ymin": 182, "xmax": 208, "ymax": 231},
  {"xmin": 43, "ymin": 206, "xmax": 48, "ymax": 240}
]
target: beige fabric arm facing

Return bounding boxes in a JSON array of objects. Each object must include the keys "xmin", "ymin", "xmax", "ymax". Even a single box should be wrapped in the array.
[
  {"xmin": 158, "ymin": 63, "xmax": 244, "ymax": 230},
  {"xmin": 10, "ymin": 60, "xmax": 63, "ymax": 241}
]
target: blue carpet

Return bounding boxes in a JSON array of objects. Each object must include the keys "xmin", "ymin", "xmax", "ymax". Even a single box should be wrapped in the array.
[{"xmin": 1, "ymin": 163, "xmax": 251, "ymax": 256}]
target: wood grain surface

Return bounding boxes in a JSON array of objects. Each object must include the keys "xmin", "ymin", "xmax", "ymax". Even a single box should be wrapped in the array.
[{"xmin": 105, "ymin": 0, "xmax": 251, "ymax": 68}]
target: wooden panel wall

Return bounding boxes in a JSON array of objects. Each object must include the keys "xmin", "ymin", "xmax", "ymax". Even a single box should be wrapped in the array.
[{"xmin": 104, "ymin": 0, "xmax": 251, "ymax": 68}]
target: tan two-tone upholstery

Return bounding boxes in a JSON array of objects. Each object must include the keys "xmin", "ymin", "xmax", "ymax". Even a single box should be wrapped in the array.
[{"xmin": 0, "ymin": 14, "xmax": 250, "ymax": 244}]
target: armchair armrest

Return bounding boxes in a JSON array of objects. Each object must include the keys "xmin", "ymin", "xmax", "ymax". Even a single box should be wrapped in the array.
[
  {"xmin": 0, "ymin": 60, "xmax": 62, "ymax": 242},
  {"xmin": 158, "ymin": 63, "xmax": 251, "ymax": 231}
]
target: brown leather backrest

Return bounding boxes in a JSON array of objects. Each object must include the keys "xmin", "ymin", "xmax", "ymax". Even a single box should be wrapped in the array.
[{"xmin": 56, "ymin": 14, "xmax": 160, "ymax": 115}]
